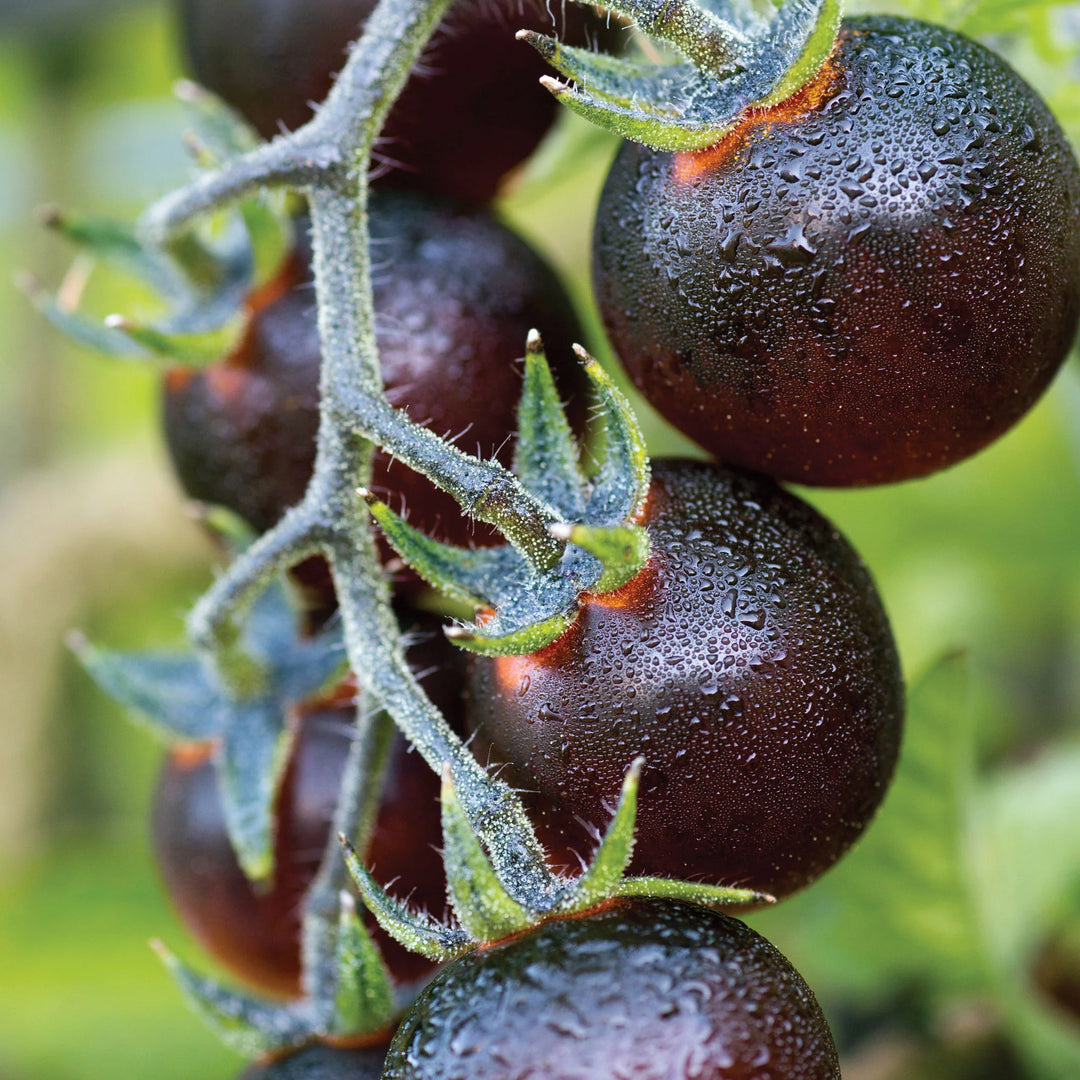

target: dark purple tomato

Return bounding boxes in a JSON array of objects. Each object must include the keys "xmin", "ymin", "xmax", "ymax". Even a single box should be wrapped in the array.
[
  {"xmin": 152, "ymin": 615, "xmax": 462, "ymax": 997},
  {"xmin": 237, "ymin": 1042, "xmax": 387, "ymax": 1080},
  {"xmin": 177, "ymin": 0, "xmax": 620, "ymax": 204},
  {"xmin": 467, "ymin": 459, "xmax": 903, "ymax": 900},
  {"xmin": 384, "ymin": 898, "xmax": 840, "ymax": 1079},
  {"xmin": 163, "ymin": 193, "xmax": 587, "ymax": 545},
  {"xmin": 593, "ymin": 16, "xmax": 1080, "ymax": 486}
]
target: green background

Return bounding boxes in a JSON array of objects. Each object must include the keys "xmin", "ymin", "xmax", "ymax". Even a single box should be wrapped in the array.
[{"xmin": 1, "ymin": 0, "xmax": 1079, "ymax": 1077}]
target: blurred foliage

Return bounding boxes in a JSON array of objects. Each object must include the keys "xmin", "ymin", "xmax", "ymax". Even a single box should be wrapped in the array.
[{"xmin": 1, "ymin": 0, "xmax": 1079, "ymax": 1079}]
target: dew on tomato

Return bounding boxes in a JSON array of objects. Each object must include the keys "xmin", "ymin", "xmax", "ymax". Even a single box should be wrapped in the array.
[
  {"xmin": 163, "ymin": 192, "xmax": 587, "ymax": 545},
  {"xmin": 177, "ymin": 0, "xmax": 620, "ymax": 204},
  {"xmin": 152, "ymin": 614, "xmax": 462, "ymax": 996},
  {"xmin": 468, "ymin": 459, "xmax": 903, "ymax": 900},
  {"xmin": 384, "ymin": 898, "xmax": 840, "ymax": 1079},
  {"xmin": 593, "ymin": 16, "xmax": 1080, "ymax": 486}
]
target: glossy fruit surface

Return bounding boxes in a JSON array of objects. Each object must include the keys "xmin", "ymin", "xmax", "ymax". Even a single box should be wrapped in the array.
[
  {"xmin": 178, "ymin": 0, "xmax": 618, "ymax": 204},
  {"xmin": 593, "ymin": 16, "xmax": 1080, "ymax": 486},
  {"xmin": 152, "ymin": 616, "xmax": 461, "ymax": 996},
  {"xmin": 468, "ymin": 459, "xmax": 903, "ymax": 899},
  {"xmin": 163, "ymin": 193, "xmax": 586, "ymax": 542},
  {"xmin": 237, "ymin": 1043, "xmax": 386, "ymax": 1080},
  {"xmin": 384, "ymin": 897, "xmax": 840, "ymax": 1079}
]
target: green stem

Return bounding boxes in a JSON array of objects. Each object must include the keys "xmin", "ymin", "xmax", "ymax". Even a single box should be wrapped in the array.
[{"xmin": 142, "ymin": 0, "xmax": 566, "ymax": 1007}]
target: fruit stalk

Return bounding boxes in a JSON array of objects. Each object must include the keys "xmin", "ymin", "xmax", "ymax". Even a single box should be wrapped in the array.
[{"xmin": 137, "ymin": 0, "xmax": 566, "ymax": 1013}]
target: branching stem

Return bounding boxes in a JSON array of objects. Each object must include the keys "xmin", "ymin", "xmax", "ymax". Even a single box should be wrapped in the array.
[{"xmin": 141, "ymin": 0, "xmax": 564, "ymax": 1015}]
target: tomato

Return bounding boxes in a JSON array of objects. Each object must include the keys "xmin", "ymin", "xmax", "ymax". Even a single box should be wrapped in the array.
[
  {"xmin": 592, "ymin": 16, "xmax": 1080, "ymax": 486},
  {"xmin": 467, "ymin": 459, "xmax": 903, "ymax": 900},
  {"xmin": 384, "ymin": 898, "xmax": 840, "ymax": 1078},
  {"xmin": 237, "ymin": 1042, "xmax": 387, "ymax": 1079},
  {"xmin": 152, "ymin": 614, "xmax": 461, "ymax": 996},
  {"xmin": 177, "ymin": 0, "xmax": 620, "ymax": 204},
  {"xmin": 163, "ymin": 193, "xmax": 587, "ymax": 544}
]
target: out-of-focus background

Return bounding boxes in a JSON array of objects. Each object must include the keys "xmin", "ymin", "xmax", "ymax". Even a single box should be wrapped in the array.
[{"xmin": 1, "ymin": 0, "xmax": 1079, "ymax": 1077}]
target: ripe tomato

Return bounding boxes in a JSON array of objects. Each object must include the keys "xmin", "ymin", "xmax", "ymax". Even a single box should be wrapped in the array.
[
  {"xmin": 178, "ymin": 0, "xmax": 620, "ymax": 204},
  {"xmin": 152, "ymin": 615, "xmax": 461, "ymax": 996},
  {"xmin": 237, "ymin": 1042, "xmax": 387, "ymax": 1079},
  {"xmin": 384, "ymin": 898, "xmax": 840, "ymax": 1078},
  {"xmin": 163, "ymin": 193, "xmax": 587, "ymax": 544},
  {"xmin": 593, "ymin": 17, "xmax": 1080, "ymax": 486},
  {"xmin": 468, "ymin": 459, "xmax": 903, "ymax": 900}
]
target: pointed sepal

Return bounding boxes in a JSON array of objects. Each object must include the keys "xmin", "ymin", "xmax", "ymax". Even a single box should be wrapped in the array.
[
  {"xmin": 103, "ymin": 314, "xmax": 240, "ymax": 367},
  {"xmin": 533, "ymin": 0, "xmax": 842, "ymax": 151},
  {"xmin": 330, "ymin": 892, "xmax": 396, "ymax": 1036},
  {"xmin": 514, "ymin": 330, "xmax": 586, "ymax": 521},
  {"xmin": 18, "ymin": 274, "xmax": 146, "ymax": 359},
  {"xmin": 151, "ymin": 941, "xmax": 309, "ymax": 1056},
  {"xmin": 361, "ymin": 490, "xmax": 514, "ymax": 607},
  {"xmin": 440, "ymin": 767, "xmax": 536, "ymax": 940},
  {"xmin": 342, "ymin": 838, "xmax": 471, "ymax": 961},
  {"xmin": 68, "ymin": 632, "xmax": 220, "ymax": 742},
  {"xmin": 175, "ymin": 78, "xmax": 263, "ymax": 165},
  {"xmin": 562, "ymin": 758, "xmax": 643, "ymax": 913},
  {"xmin": 444, "ymin": 611, "xmax": 575, "ymax": 657},
  {"xmin": 218, "ymin": 701, "xmax": 295, "ymax": 882},
  {"xmin": 615, "ymin": 876, "xmax": 773, "ymax": 907},
  {"xmin": 579, "ymin": 349, "xmax": 650, "ymax": 525},
  {"xmin": 550, "ymin": 523, "xmax": 649, "ymax": 595},
  {"xmin": 36, "ymin": 206, "xmax": 189, "ymax": 298}
]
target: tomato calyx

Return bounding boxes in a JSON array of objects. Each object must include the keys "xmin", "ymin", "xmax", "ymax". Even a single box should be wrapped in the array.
[
  {"xmin": 343, "ymin": 759, "xmax": 772, "ymax": 962},
  {"xmin": 21, "ymin": 82, "xmax": 289, "ymax": 368},
  {"xmin": 522, "ymin": 0, "xmax": 842, "ymax": 151},
  {"xmin": 362, "ymin": 331, "xmax": 653, "ymax": 657}
]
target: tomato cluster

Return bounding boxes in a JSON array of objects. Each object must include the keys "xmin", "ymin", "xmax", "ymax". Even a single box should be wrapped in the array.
[{"xmin": 137, "ymin": 2, "xmax": 1080, "ymax": 1077}]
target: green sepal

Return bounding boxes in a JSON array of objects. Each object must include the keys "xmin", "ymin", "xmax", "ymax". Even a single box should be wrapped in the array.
[
  {"xmin": 175, "ymin": 78, "xmax": 262, "ymax": 165},
  {"xmin": 551, "ymin": 523, "xmax": 649, "ymax": 594},
  {"xmin": 331, "ymin": 892, "xmax": 396, "ymax": 1036},
  {"xmin": 68, "ymin": 634, "xmax": 220, "ymax": 743},
  {"xmin": 36, "ymin": 206, "xmax": 189, "ymax": 299},
  {"xmin": 342, "ymin": 839, "xmax": 471, "ymax": 961},
  {"xmin": 615, "ymin": 876, "xmax": 772, "ymax": 907},
  {"xmin": 440, "ymin": 768, "xmax": 536, "ymax": 941},
  {"xmin": 17, "ymin": 275, "xmax": 146, "ymax": 359},
  {"xmin": 534, "ymin": 0, "xmax": 842, "ymax": 151},
  {"xmin": 563, "ymin": 758, "xmax": 643, "ymax": 912},
  {"xmin": 362, "ymin": 491, "xmax": 515, "ymax": 607},
  {"xmin": 104, "ymin": 314, "xmax": 241, "ymax": 367},
  {"xmin": 513, "ymin": 329, "xmax": 585, "ymax": 521},
  {"xmin": 579, "ymin": 349, "xmax": 650, "ymax": 524},
  {"xmin": 758, "ymin": 0, "xmax": 842, "ymax": 107},
  {"xmin": 219, "ymin": 701, "xmax": 296, "ymax": 882},
  {"xmin": 151, "ymin": 941, "xmax": 309, "ymax": 1056},
  {"xmin": 444, "ymin": 611, "xmax": 576, "ymax": 657}
]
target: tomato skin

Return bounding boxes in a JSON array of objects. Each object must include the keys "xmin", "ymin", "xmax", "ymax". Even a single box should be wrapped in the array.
[
  {"xmin": 593, "ymin": 16, "xmax": 1080, "ymax": 486},
  {"xmin": 151, "ymin": 617, "xmax": 462, "ymax": 997},
  {"xmin": 468, "ymin": 460, "xmax": 903, "ymax": 900},
  {"xmin": 384, "ymin": 898, "xmax": 840, "ymax": 1079},
  {"xmin": 177, "ymin": 0, "xmax": 618, "ymax": 204},
  {"xmin": 237, "ymin": 1043, "xmax": 386, "ymax": 1079},
  {"xmin": 163, "ymin": 193, "xmax": 587, "ymax": 544}
]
